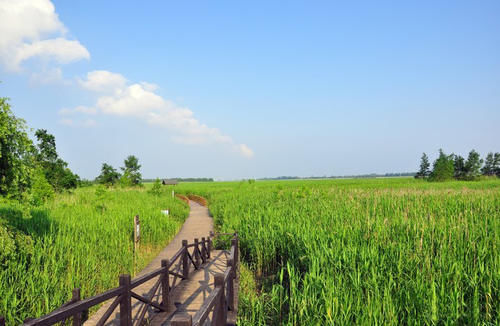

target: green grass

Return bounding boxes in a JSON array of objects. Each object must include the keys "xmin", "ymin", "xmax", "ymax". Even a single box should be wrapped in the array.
[
  {"xmin": 178, "ymin": 178, "xmax": 500, "ymax": 325},
  {"xmin": 0, "ymin": 186, "xmax": 188, "ymax": 325}
]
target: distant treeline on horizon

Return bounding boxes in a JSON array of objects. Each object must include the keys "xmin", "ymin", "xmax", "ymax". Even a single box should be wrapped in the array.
[
  {"xmin": 142, "ymin": 178, "xmax": 214, "ymax": 183},
  {"xmin": 258, "ymin": 172, "xmax": 416, "ymax": 181}
]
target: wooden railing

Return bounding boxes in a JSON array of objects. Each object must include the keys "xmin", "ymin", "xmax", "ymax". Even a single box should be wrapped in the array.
[
  {"xmin": 2, "ymin": 232, "xmax": 239, "ymax": 326},
  {"xmin": 171, "ymin": 232, "xmax": 239, "ymax": 326}
]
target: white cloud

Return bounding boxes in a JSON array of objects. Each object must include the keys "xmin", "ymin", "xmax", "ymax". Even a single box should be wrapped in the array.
[
  {"xmin": 73, "ymin": 70, "xmax": 254, "ymax": 158},
  {"xmin": 78, "ymin": 70, "xmax": 127, "ymax": 93},
  {"xmin": 0, "ymin": 0, "xmax": 89, "ymax": 71}
]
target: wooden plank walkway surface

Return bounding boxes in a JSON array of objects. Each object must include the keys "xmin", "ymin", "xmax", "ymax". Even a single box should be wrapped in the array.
[{"xmin": 85, "ymin": 200, "xmax": 233, "ymax": 325}]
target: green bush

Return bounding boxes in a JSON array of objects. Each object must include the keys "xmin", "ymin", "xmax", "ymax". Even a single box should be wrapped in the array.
[{"xmin": 29, "ymin": 169, "xmax": 54, "ymax": 206}]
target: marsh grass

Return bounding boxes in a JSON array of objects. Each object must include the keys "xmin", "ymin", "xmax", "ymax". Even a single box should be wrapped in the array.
[
  {"xmin": 179, "ymin": 178, "xmax": 500, "ymax": 325},
  {"xmin": 0, "ymin": 185, "xmax": 188, "ymax": 324}
]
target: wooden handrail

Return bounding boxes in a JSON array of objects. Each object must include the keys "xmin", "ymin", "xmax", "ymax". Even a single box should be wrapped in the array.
[
  {"xmin": 23, "ymin": 286, "xmax": 124, "ymax": 326},
  {"xmin": 12, "ymin": 232, "xmax": 238, "ymax": 326}
]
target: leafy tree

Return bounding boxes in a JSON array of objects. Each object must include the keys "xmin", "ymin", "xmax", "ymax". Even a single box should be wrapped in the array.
[
  {"xmin": 453, "ymin": 155, "xmax": 466, "ymax": 179},
  {"xmin": 121, "ymin": 155, "xmax": 142, "ymax": 185},
  {"xmin": 0, "ymin": 97, "xmax": 36, "ymax": 197},
  {"xmin": 34, "ymin": 129, "xmax": 57, "ymax": 163},
  {"xmin": 415, "ymin": 153, "xmax": 431, "ymax": 178},
  {"xmin": 429, "ymin": 149, "xmax": 454, "ymax": 182},
  {"xmin": 463, "ymin": 150, "xmax": 483, "ymax": 180},
  {"xmin": 34, "ymin": 129, "xmax": 79, "ymax": 191},
  {"xmin": 96, "ymin": 163, "xmax": 120, "ymax": 186}
]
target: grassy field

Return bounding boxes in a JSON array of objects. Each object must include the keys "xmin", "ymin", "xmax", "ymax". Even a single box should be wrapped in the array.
[
  {"xmin": 178, "ymin": 178, "xmax": 500, "ymax": 325},
  {"xmin": 0, "ymin": 186, "xmax": 188, "ymax": 324}
]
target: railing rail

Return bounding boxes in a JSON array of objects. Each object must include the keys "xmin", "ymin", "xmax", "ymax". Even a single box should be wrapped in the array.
[
  {"xmin": 172, "ymin": 232, "xmax": 239, "ymax": 326},
  {"xmin": 13, "ymin": 235, "xmax": 213, "ymax": 326},
  {"xmin": 4, "ymin": 233, "xmax": 239, "ymax": 326}
]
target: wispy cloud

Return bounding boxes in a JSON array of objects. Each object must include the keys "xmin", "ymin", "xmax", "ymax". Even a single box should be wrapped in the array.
[
  {"xmin": 0, "ymin": 0, "xmax": 89, "ymax": 71},
  {"xmin": 69, "ymin": 70, "xmax": 254, "ymax": 158}
]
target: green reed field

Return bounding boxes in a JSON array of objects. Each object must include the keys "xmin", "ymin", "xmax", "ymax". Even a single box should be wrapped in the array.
[
  {"xmin": 178, "ymin": 178, "xmax": 500, "ymax": 325},
  {"xmin": 0, "ymin": 186, "xmax": 188, "ymax": 324}
]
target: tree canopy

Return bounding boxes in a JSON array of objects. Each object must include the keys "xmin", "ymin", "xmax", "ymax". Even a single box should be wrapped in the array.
[
  {"xmin": 419, "ymin": 149, "xmax": 499, "ymax": 182},
  {"xmin": 121, "ymin": 155, "xmax": 142, "ymax": 185},
  {"xmin": 96, "ymin": 163, "xmax": 121, "ymax": 186},
  {"xmin": 0, "ymin": 97, "xmax": 35, "ymax": 198}
]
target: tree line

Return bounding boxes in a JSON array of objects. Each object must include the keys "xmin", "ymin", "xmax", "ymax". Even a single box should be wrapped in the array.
[
  {"xmin": 1, "ymin": 97, "xmax": 79, "ymax": 204},
  {"xmin": 94, "ymin": 156, "xmax": 142, "ymax": 187},
  {"xmin": 415, "ymin": 149, "xmax": 500, "ymax": 181}
]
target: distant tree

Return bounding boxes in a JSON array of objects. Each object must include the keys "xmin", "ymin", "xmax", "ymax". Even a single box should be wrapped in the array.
[
  {"xmin": 34, "ymin": 129, "xmax": 79, "ymax": 191},
  {"xmin": 0, "ymin": 97, "xmax": 36, "ymax": 197},
  {"xmin": 35, "ymin": 129, "xmax": 57, "ymax": 163},
  {"xmin": 429, "ymin": 149, "xmax": 454, "ymax": 182},
  {"xmin": 495, "ymin": 153, "xmax": 500, "ymax": 176},
  {"xmin": 415, "ymin": 153, "xmax": 431, "ymax": 178},
  {"xmin": 121, "ymin": 155, "xmax": 142, "ymax": 185},
  {"xmin": 463, "ymin": 150, "xmax": 483, "ymax": 180},
  {"xmin": 453, "ymin": 154, "xmax": 466, "ymax": 179},
  {"xmin": 96, "ymin": 163, "xmax": 120, "ymax": 186},
  {"xmin": 482, "ymin": 152, "xmax": 495, "ymax": 176}
]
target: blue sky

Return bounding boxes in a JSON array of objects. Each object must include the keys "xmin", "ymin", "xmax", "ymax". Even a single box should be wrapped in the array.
[{"xmin": 1, "ymin": 1, "xmax": 499, "ymax": 180}]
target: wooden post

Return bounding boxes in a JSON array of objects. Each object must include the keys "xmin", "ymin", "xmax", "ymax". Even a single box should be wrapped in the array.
[
  {"xmin": 182, "ymin": 240, "xmax": 189, "ymax": 279},
  {"xmin": 0, "ymin": 316, "xmax": 5, "ymax": 326},
  {"xmin": 213, "ymin": 273, "xmax": 226, "ymax": 326},
  {"xmin": 227, "ymin": 258, "xmax": 234, "ymax": 311},
  {"xmin": 201, "ymin": 237, "xmax": 207, "ymax": 261},
  {"xmin": 161, "ymin": 259, "xmax": 170, "ymax": 309},
  {"xmin": 119, "ymin": 274, "xmax": 132, "ymax": 326},
  {"xmin": 194, "ymin": 238, "xmax": 200, "ymax": 268},
  {"xmin": 72, "ymin": 288, "xmax": 82, "ymax": 326},
  {"xmin": 208, "ymin": 231, "xmax": 214, "ymax": 258},
  {"xmin": 231, "ymin": 238, "xmax": 238, "ymax": 269},
  {"xmin": 171, "ymin": 313, "xmax": 192, "ymax": 326}
]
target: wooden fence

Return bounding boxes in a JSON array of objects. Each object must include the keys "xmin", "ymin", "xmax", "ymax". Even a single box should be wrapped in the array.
[{"xmin": 2, "ymin": 232, "xmax": 239, "ymax": 326}]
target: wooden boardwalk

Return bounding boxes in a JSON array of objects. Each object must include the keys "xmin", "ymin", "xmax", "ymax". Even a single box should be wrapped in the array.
[{"xmin": 84, "ymin": 200, "xmax": 238, "ymax": 326}]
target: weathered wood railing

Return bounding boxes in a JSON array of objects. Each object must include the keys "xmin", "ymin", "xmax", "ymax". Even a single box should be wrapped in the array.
[
  {"xmin": 4, "ymin": 232, "xmax": 240, "ymax": 326},
  {"xmin": 171, "ymin": 232, "xmax": 239, "ymax": 326}
]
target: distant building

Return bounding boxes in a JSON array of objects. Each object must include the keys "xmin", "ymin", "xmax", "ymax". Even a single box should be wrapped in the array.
[{"xmin": 162, "ymin": 179, "xmax": 178, "ymax": 186}]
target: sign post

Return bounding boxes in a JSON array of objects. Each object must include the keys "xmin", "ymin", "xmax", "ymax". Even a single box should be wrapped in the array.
[{"xmin": 134, "ymin": 215, "xmax": 140, "ymax": 249}]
